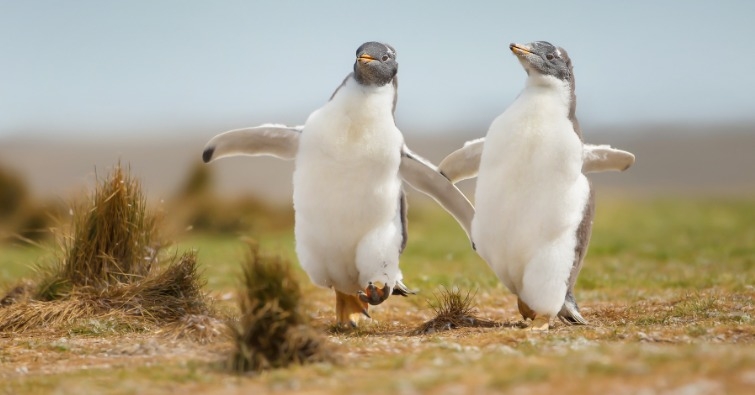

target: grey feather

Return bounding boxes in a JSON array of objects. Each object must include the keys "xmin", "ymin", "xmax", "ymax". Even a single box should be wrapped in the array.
[{"xmin": 398, "ymin": 146, "xmax": 475, "ymax": 244}]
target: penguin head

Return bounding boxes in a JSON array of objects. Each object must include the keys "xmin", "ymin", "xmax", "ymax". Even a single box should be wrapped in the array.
[
  {"xmin": 353, "ymin": 42, "xmax": 398, "ymax": 87},
  {"xmin": 509, "ymin": 41, "xmax": 573, "ymax": 82}
]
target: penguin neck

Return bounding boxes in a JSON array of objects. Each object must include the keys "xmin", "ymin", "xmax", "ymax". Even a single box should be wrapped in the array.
[
  {"xmin": 331, "ymin": 75, "xmax": 397, "ymax": 121},
  {"xmin": 524, "ymin": 73, "xmax": 571, "ymax": 102},
  {"xmin": 522, "ymin": 73, "xmax": 581, "ymax": 140}
]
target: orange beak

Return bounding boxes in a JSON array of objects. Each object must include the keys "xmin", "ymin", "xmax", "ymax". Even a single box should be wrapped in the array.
[
  {"xmin": 510, "ymin": 43, "xmax": 533, "ymax": 56},
  {"xmin": 357, "ymin": 54, "xmax": 376, "ymax": 63}
]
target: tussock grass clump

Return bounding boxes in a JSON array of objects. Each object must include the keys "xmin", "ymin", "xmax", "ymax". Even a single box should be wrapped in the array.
[
  {"xmin": 230, "ymin": 242, "xmax": 331, "ymax": 373},
  {"xmin": 94, "ymin": 252, "xmax": 207, "ymax": 321},
  {"xmin": 413, "ymin": 287, "xmax": 499, "ymax": 335},
  {"xmin": 61, "ymin": 165, "xmax": 159, "ymax": 290},
  {"xmin": 0, "ymin": 252, "xmax": 210, "ymax": 334},
  {"xmin": 0, "ymin": 164, "xmax": 213, "ymax": 337}
]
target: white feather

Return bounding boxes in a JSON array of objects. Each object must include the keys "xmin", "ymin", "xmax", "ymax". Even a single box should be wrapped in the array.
[
  {"xmin": 293, "ymin": 77, "xmax": 405, "ymax": 293},
  {"xmin": 472, "ymin": 74, "xmax": 590, "ymax": 318},
  {"xmin": 582, "ymin": 144, "xmax": 636, "ymax": 173}
]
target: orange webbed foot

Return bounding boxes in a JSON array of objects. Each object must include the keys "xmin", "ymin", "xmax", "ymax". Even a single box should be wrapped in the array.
[{"xmin": 357, "ymin": 281, "xmax": 391, "ymax": 306}]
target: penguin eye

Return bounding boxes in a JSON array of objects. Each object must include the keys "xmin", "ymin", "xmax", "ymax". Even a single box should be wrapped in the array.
[
  {"xmin": 546, "ymin": 54, "xmax": 555, "ymax": 61},
  {"xmin": 381, "ymin": 55, "xmax": 389, "ymax": 61}
]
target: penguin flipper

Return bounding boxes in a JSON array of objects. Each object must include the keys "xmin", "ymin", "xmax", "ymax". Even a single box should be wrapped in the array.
[
  {"xmin": 399, "ymin": 146, "xmax": 475, "ymax": 243},
  {"xmin": 202, "ymin": 124, "xmax": 303, "ymax": 163},
  {"xmin": 437, "ymin": 140, "xmax": 635, "ymax": 178},
  {"xmin": 582, "ymin": 144, "xmax": 635, "ymax": 173},
  {"xmin": 437, "ymin": 138, "xmax": 485, "ymax": 183}
]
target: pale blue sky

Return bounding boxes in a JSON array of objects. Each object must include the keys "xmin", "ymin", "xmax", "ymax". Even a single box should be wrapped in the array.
[{"xmin": 1, "ymin": 1, "xmax": 754, "ymax": 140}]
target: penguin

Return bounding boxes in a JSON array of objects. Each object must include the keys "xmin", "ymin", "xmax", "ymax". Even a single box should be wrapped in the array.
[
  {"xmin": 455, "ymin": 41, "xmax": 630, "ymax": 330},
  {"xmin": 202, "ymin": 42, "xmax": 474, "ymax": 327},
  {"xmin": 438, "ymin": 141, "xmax": 634, "ymax": 326}
]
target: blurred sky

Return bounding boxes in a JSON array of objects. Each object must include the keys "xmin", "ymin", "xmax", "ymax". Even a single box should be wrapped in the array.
[{"xmin": 1, "ymin": 0, "xmax": 754, "ymax": 141}]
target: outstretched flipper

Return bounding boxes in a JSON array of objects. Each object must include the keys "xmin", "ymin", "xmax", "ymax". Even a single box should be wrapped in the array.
[
  {"xmin": 202, "ymin": 124, "xmax": 303, "ymax": 163},
  {"xmin": 437, "ymin": 138, "xmax": 636, "ymax": 183},
  {"xmin": 399, "ymin": 146, "xmax": 475, "ymax": 243},
  {"xmin": 437, "ymin": 138, "xmax": 485, "ymax": 183},
  {"xmin": 582, "ymin": 144, "xmax": 635, "ymax": 173}
]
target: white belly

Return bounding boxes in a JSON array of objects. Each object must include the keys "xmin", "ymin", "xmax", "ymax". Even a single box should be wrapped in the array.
[
  {"xmin": 471, "ymin": 88, "xmax": 589, "ymax": 316},
  {"xmin": 292, "ymin": 81, "xmax": 405, "ymax": 293}
]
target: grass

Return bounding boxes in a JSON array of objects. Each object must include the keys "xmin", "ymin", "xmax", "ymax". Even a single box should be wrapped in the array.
[
  {"xmin": 229, "ymin": 241, "xmax": 331, "ymax": 372},
  {"xmin": 60, "ymin": 164, "xmax": 158, "ymax": 289},
  {"xmin": 0, "ymin": 165, "xmax": 213, "ymax": 336},
  {"xmin": 0, "ymin": 243, "xmax": 46, "ymax": 284},
  {"xmin": 412, "ymin": 287, "xmax": 503, "ymax": 334},
  {"xmin": 1, "ymin": 196, "xmax": 754, "ymax": 394}
]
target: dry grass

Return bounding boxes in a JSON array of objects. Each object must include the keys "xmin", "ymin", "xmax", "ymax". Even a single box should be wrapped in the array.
[
  {"xmin": 229, "ymin": 241, "xmax": 332, "ymax": 373},
  {"xmin": 0, "ymin": 280, "xmax": 34, "ymax": 307},
  {"xmin": 0, "ymin": 164, "xmax": 214, "ymax": 340},
  {"xmin": 0, "ymin": 255, "xmax": 213, "ymax": 337},
  {"xmin": 413, "ymin": 287, "xmax": 505, "ymax": 334},
  {"xmin": 60, "ymin": 164, "xmax": 159, "ymax": 290}
]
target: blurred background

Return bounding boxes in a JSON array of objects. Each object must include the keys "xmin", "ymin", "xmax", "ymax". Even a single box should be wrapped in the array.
[{"xmin": 1, "ymin": 1, "xmax": 754, "ymax": 240}]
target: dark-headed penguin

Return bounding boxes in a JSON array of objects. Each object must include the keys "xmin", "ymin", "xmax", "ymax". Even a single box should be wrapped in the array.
[
  {"xmin": 202, "ymin": 42, "xmax": 474, "ymax": 327},
  {"xmin": 441, "ymin": 41, "xmax": 634, "ymax": 330}
]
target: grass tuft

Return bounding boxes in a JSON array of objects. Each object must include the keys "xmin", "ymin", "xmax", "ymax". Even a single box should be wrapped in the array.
[
  {"xmin": 60, "ymin": 164, "xmax": 160, "ymax": 291},
  {"xmin": 0, "ymin": 164, "xmax": 214, "ymax": 338},
  {"xmin": 92, "ymin": 251, "xmax": 209, "ymax": 323},
  {"xmin": 412, "ymin": 286, "xmax": 500, "ymax": 335},
  {"xmin": 230, "ymin": 241, "xmax": 332, "ymax": 373}
]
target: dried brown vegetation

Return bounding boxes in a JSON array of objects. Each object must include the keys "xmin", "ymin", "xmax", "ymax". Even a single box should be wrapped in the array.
[
  {"xmin": 230, "ymin": 241, "xmax": 332, "ymax": 373},
  {"xmin": 413, "ymin": 287, "xmax": 505, "ymax": 335},
  {"xmin": 0, "ymin": 165, "xmax": 214, "ymax": 339}
]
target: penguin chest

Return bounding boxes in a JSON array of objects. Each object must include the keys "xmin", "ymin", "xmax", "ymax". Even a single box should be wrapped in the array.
[
  {"xmin": 472, "ymin": 93, "xmax": 588, "ymax": 280},
  {"xmin": 294, "ymin": 123, "xmax": 403, "ymax": 232},
  {"xmin": 292, "ymin": 96, "xmax": 404, "ymax": 280}
]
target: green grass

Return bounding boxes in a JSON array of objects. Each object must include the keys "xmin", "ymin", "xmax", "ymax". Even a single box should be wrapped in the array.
[
  {"xmin": 583, "ymin": 199, "xmax": 755, "ymax": 302},
  {"xmin": 1, "ymin": 197, "xmax": 755, "ymax": 394},
  {"xmin": 0, "ymin": 241, "xmax": 51, "ymax": 286},
  {"xmin": 173, "ymin": 231, "xmax": 300, "ymax": 292}
]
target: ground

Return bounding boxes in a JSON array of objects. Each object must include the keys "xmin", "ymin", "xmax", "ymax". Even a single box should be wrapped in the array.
[{"xmin": 1, "ymin": 197, "xmax": 754, "ymax": 394}]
